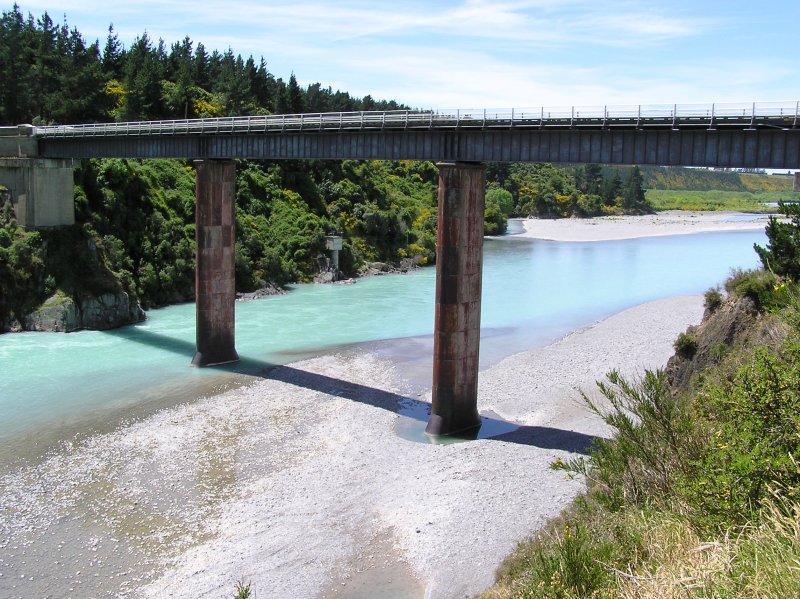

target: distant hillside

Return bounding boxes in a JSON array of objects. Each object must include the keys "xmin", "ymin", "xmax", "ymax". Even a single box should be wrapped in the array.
[{"xmin": 636, "ymin": 166, "xmax": 793, "ymax": 192}]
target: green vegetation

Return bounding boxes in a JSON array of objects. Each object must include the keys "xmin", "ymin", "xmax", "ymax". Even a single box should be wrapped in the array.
[
  {"xmin": 755, "ymin": 200, "xmax": 800, "ymax": 280},
  {"xmin": 233, "ymin": 580, "xmax": 251, "ymax": 599},
  {"xmin": 486, "ymin": 163, "xmax": 653, "ymax": 218},
  {"xmin": 1, "ymin": 155, "xmax": 443, "ymax": 328},
  {"xmin": 0, "ymin": 200, "xmax": 47, "ymax": 325},
  {"xmin": 641, "ymin": 167, "xmax": 799, "ymax": 212},
  {"xmin": 0, "ymin": 5, "xmax": 403, "ymax": 124},
  {"xmin": 639, "ymin": 165, "xmax": 794, "ymax": 193},
  {"xmin": 704, "ymin": 286, "xmax": 723, "ymax": 312},
  {"xmin": 645, "ymin": 189, "xmax": 798, "ymax": 212},
  {"xmin": 484, "ymin": 188, "xmax": 514, "ymax": 235},
  {"xmin": 0, "ymin": 193, "xmax": 131, "ymax": 329},
  {"xmin": 479, "ymin": 204, "xmax": 800, "ymax": 597},
  {"xmin": 673, "ymin": 332, "xmax": 698, "ymax": 358}
]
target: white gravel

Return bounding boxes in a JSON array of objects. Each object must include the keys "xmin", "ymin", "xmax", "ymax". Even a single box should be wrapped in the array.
[
  {"xmin": 518, "ymin": 210, "xmax": 769, "ymax": 242},
  {"xmin": 143, "ymin": 295, "xmax": 705, "ymax": 599}
]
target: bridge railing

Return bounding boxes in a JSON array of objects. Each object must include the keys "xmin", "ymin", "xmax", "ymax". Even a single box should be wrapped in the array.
[{"xmin": 33, "ymin": 101, "xmax": 799, "ymax": 138}]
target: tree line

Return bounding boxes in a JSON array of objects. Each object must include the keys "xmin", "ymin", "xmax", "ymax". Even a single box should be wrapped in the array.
[
  {"xmin": 0, "ymin": 4, "xmax": 402, "ymax": 125},
  {"xmin": 488, "ymin": 162, "xmax": 653, "ymax": 218}
]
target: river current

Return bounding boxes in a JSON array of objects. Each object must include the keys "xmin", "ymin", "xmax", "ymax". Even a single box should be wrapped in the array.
[{"xmin": 0, "ymin": 222, "xmax": 766, "ymax": 468}]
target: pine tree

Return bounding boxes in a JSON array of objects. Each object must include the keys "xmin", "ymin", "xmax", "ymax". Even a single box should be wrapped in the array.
[
  {"xmin": 29, "ymin": 11, "xmax": 62, "ymax": 123},
  {"xmin": 193, "ymin": 42, "xmax": 209, "ymax": 89},
  {"xmin": 287, "ymin": 73, "xmax": 305, "ymax": 113},
  {"xmin": 55, "ymin": 28, "xmax": 106, "ymax": 123},
  {"xmin": 755, "ymin": 201, "xmax": 800, "ymax": 279},
  {"xmin": 0, "ymin": 5, "xmax": 33, "ymax": 123},
  {"xmin": 122, "ymin": 33, "xmax": 164, "ymax": 120},
  {"xmin": 102, "ymin": 24, "xmax": 123, "ymax": 79},
  {"xmin": 603, "ymin": 171, "xmax": 622, "ymax": 205},
  {"xmin": 621, "ymin": 166, "xmax": 652, "ymax": 214}
]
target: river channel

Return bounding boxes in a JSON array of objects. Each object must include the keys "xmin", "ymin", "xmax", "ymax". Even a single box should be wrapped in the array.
[{"xmin": 0, "ymin": 222, "xmax": 766, "ymax": 469}]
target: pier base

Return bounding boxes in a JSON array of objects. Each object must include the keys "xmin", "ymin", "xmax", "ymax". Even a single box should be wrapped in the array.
[
  {"xmin": 426, "ymin": 162, "xmax": 486, "ymax": 436},
  {"xmin": 192, "ymin": 160, "xmax": 239, "ymax": 367}
]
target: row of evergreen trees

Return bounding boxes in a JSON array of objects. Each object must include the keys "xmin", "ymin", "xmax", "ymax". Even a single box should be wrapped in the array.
[
  {"xmin": 489, "ymin": 162, "xmax": 652, "ymax": 218},
  {"xmin": 0, "ymin": 4, "xmax": 403, "ymax": 126}
]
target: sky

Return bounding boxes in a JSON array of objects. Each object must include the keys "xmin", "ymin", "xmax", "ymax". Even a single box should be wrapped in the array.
[{"xmin": 9, "ymin": 0, "xmax": 800, "ymax": 110}]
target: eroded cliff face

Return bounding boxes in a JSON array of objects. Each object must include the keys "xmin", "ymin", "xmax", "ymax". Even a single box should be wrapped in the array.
[
  {"xmin": 24, "ymin": 292, "xmax": 145, "ymax": 332},
  {"xmin": 666, "ymin": 295, "xmax": 790, "ymax": 393}
]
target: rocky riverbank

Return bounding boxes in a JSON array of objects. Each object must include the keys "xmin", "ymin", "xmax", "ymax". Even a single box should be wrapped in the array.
[{"xmin": 18, "ymin": 291, "xmax": 145, "ymax": 332}]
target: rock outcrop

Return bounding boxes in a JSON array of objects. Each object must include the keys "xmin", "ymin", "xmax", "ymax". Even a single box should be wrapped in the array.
[
  {"xmin": 235, "ymin": 284, "xmax": 285, "ymax": 300},
  {"xmin": 666, "ymin": 295, "xmax": 790, "ymax": 393},
  {"xmin": 25, "ymin": 292, "xmax": 145, "ymax": 332}
]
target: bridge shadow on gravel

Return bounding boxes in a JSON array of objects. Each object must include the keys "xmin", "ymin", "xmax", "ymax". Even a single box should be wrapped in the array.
[{"xmin": 104, "ymin": 326, "xmax": 598, "ymax": 454}]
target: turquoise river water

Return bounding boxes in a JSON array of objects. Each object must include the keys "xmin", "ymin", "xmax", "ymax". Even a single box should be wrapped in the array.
[{"xmin": 0, "ymin": 223, "xmax": 766, "ymax": 465}]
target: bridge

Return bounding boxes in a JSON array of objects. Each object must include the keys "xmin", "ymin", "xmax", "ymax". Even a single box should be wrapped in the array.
[
  {"xmin": 2, "ymin": 101, "xmax": 800, "ymax": 437},
  {"xmin": 27, "ymin": 101, "xmax": 800, "ymax": 166}
]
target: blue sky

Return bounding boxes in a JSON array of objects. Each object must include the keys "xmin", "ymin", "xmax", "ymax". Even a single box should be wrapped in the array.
[{"xmin": 10, "ymin": 0, "xmax": 800, "ymax": 109}]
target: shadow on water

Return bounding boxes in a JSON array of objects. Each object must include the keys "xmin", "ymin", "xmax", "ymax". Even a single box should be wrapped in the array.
[{"xmin": 105, "ymin": 327, "xmax": 598, "ymax": 454}]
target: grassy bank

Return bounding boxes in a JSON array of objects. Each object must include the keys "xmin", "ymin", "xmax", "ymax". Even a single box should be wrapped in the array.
[
  {"xmin": 646, "ymin": 189, "xmax": 800, "ymax": 212},
  {"xmin": 478, "ymin": 208, "xmax": 800, "ymax": 598},
  {"xmin": 479, "ymin": 281, "xmax": 800, "ymax": 597}
]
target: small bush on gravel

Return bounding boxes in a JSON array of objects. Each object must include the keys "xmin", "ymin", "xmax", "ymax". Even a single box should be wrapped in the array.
[{"xmin": 233, "ymin": 580, "xmax": 251, "ymax": 599}]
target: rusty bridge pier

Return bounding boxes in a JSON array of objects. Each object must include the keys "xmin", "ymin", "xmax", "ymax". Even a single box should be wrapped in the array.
[
  {"xmin": 426, "ymin": 162, "xmax": 486, "ymax": 436},
  {"xmin": 192, "ymin": 159, "xmax": 239, "ymax": 367}
]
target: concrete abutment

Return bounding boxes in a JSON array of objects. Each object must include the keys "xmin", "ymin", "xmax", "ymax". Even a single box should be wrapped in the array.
[
  {"xmin": 0, "ymin": 158, "xmax": 75, "ymax": 228},
  {"xmin": 426, "ymin": 162, "xmax": 486, "ymax": 437},
  {"xmin": 192, "ymin": 159, "xmax": 239, "ymax": 367}
]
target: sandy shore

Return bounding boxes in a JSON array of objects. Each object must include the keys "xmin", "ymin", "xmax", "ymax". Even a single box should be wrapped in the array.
[
  {"xmin": 0, "ymin": 295, "xmax": 704, "ymax": 599},
  {"xmin": 518, "ymin": 210, "xmax": 770, "ymax": 242}
]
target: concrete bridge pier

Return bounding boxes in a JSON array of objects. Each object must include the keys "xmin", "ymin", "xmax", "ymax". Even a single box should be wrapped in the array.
[
  {"xmin": 426, "ymin": 162, "xmax": 486, "ymax": 437},
  {"xmin": 0, "ymin": 158, "xmax": 75, "ymax": 228},
  {"xmin": 192, "ymin": 159, "xmax": 239, "ymax": 367}
]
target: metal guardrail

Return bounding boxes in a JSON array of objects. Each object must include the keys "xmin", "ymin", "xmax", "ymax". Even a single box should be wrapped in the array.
[{"xmin": 33, "ymin": 102, "xmax": 800, "ymax": 138}]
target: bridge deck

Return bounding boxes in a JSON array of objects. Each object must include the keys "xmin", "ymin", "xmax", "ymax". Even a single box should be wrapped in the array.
[{"xmin": 33, "ymin": 102, "xmax": 799, "ymax": 138}]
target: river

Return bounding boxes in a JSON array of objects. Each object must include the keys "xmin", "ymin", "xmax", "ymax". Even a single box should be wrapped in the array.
[{"xmin": 0, "ymin": 222, "xmax": 765, "ymax": 470}]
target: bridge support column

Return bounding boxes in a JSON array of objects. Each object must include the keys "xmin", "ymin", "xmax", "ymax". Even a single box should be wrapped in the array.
[
  {"xmin": 192, "ymin": 160, "xmax": 239, "ymax": 367},
  {"xmin": 794, "ymin": 172, "xmax": 800, "ymax": 192},
  {"xmin": 426, "ymin": 162, "xmax": 485, "ymax": 436}
]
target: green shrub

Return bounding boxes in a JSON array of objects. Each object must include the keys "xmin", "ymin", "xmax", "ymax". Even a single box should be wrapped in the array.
[
  {"xmin": 556, "ymin": 370, "xmax": 694, "ymax": 509},
  {"xmin": 524, "ymin": 522, "xmax": 614, "ymax": 598},
  {"xmin": 755, "ymin": 200, "xmax": 800, "ymax": 279},
  {"xmin": 725, "ymin": 268, "xmax": 785, "ymax": 311},
  {"xmin": 483, "ymin": 198, "xmax": 508, "ymax": 235},
  {"xmin": 704, "ymin": 286, "xmax": 723, "ymax": 312},
  {"xmin": 681, "ymin": 341, "xmax": 800, "ymax": 531},
  {"xmin": 233, "ymin": 580, "xmax": 251, "ymax": 599},
  {"xmin": 710, "ymin": 342, "xmax": 728, "ymax": 363},
  {"xmin": 674, "ymin": 332, "xmax": 698, "ymax": 358}
]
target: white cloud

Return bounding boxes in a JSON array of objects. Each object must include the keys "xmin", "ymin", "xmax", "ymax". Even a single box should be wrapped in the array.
[
  {"xmin": 10, "ymin": 0, "xmax": 797, "ymax": 108},
  {"xmin": 25, "ymin": 0, "xmax": 707, "ymax": 48}
]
